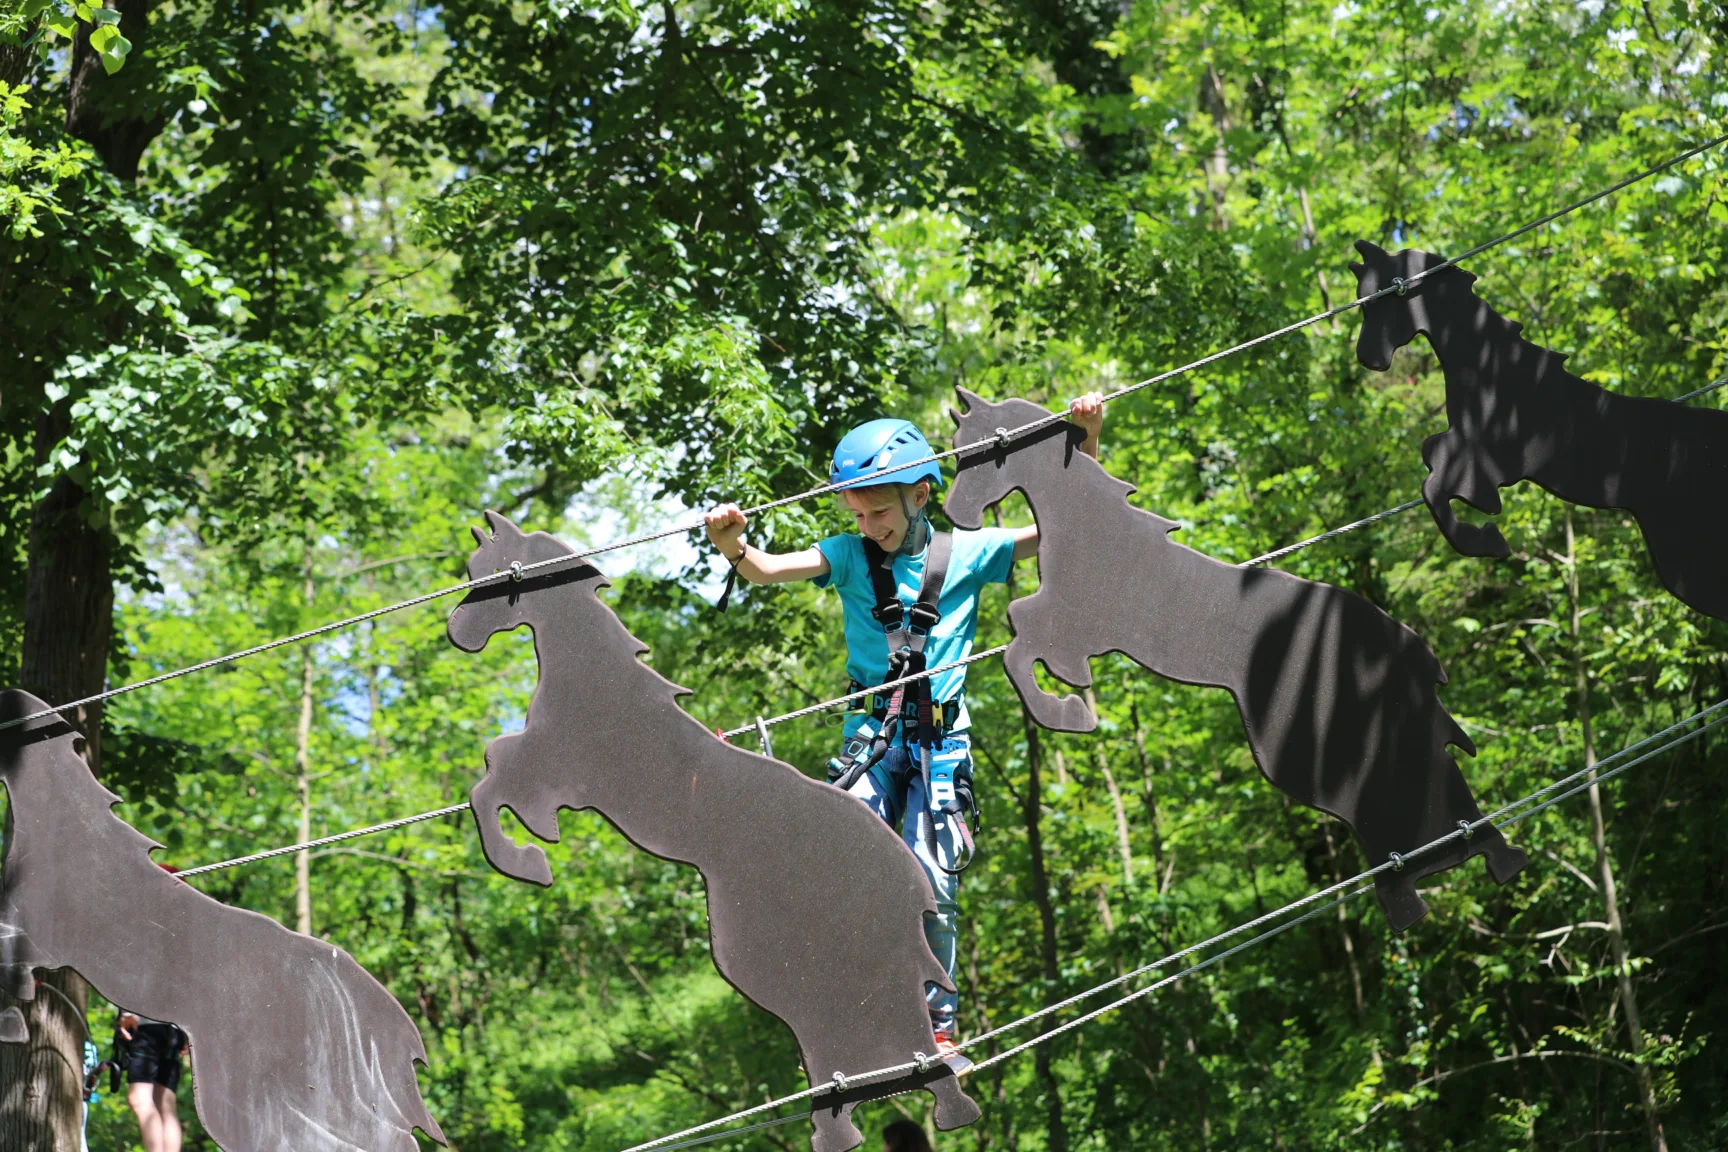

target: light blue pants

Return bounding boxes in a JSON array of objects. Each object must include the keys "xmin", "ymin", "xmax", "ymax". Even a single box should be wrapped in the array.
[{"xmin": 844, "ymin": 734, "xmax": 970, "ymax": 1036}]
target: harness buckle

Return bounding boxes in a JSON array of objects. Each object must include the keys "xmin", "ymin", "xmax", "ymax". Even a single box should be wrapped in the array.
[
  {"xmin": 871, "ymin": 601, "xmax": 905, "ymax": 630},
  {"xmin": 907, "ymin": 601, "xmax": 942, "ymax": 633}
]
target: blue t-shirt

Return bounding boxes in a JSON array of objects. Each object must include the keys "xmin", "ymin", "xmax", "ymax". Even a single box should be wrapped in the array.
[{"xmin": 813, "ymin": 527, "xmax": 1018, "ymax": 736}]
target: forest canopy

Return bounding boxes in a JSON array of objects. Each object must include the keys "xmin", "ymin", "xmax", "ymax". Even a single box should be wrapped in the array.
[{"xmin": 1, "ymin": 0, "xmax": 1726, "ymax": 1149}]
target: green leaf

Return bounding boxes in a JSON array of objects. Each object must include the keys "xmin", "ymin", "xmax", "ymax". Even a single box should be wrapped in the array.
[{"xmin": 98, "ymin": 31, "xmax": 130, "ymax": 73}]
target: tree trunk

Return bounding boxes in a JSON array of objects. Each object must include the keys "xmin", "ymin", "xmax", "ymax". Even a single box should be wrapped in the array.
[
  {"xmin": 1086, "ymin": 691, "xmax": 1134, "ymax": 889},
  {"xmin": 1323, "ymin": 825, "xmax": 1366, "ymax": 1016},
  {"xmin": 1002, "ymin": 528, "xmax": 1066, "ymax": 1152},
  {"xmin": 295, "ymin": 644, "xmax": 315, "ymax": 938},
  {"xmin": 294, "ymin": 549, "xmax": 316, "ymax": 937},
  {"xmin": 1127, "ymin": 700, "xmax": 1164, "ymax": 884},
  {"xmin": 1564, "ymin": 509, "xmax": 1666, "ymax": 1152},
  {"xmin": 0, "ymin": 428, "xmax": 115, "ymax": 1149},
  {"xmin": 0, "ymin": 2, "xmax": 167, "ymax": 1141},
  {"xmin": 65, "ymin": 0, "xmax": 163, "ymax": 182},
  {"xmin": 1198, "ymin": 64, "xmax": 1232, "ymax": 230},
  {"xmin": 1018, "ymin": 713, "xmax": 1067, "ymax": 1152}
]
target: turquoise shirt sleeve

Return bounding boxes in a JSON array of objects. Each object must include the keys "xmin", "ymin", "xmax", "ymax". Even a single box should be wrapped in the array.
[
  {"xmin": 811, "ymin": 533, "xmax": 853, "ymax": 589},
  {"xmin": 975, "ymin": 526, "xmax": 1018, "ymax": 585}
]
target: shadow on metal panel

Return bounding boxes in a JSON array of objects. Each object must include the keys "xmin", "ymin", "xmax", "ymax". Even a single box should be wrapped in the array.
[
  {"xmin": 945, "ymin": 389, "xmax": 1527, "ymax": 930},
  {"xmin": 1350, "ymin": 239, "xmax": 1728, "ymax": 622}
]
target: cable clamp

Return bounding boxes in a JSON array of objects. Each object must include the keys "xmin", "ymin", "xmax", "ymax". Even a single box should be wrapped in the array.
[
  {"xmin": 1388, "ymin": 851, "xmax": 1405, "ymax": 872},
  {"xmin": 913, "ymin": 1050, "xmax": 934, "ymax": 1072},
  {"xmin": 1391, "ymin": 276, "xmax": 1409, "ymax": 297},
  {"xmin": 509, "ymin": 561, "xmax": 524, "ymax": 582},
  {"xmin": 993, "ymin": 426, "xmax": 1011, "ymax": 447},
  {"xmin": 830, "ymin": 1071, "xmax": 849, "ymax": 1093},
  {"xmin": 1458, "ymin": 819, "xmax": 1474, "ymax": 839}
]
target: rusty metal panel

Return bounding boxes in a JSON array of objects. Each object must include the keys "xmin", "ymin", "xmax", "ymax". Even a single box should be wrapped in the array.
[
  {"xmin": 448, "ymin": 513, "xmax": 980, "ymax": 1152},
  {"xmin": 0, "ymin": 691, "xmax": 443, "ymax": 1152},
  {"xmin": 1350, "ymin": 238, "xmax": 1728, "ymax": 622},
  {"xmin": 945, "ymin": 389, "xmax": 1527, "ymax": 930}
]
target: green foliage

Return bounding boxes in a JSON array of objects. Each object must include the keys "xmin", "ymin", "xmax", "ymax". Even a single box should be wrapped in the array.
[
  {"xmin": 4, "ymin": 0, "xmax": 1728, "ymax": 1149},
  {"xmin": 1, "ymin": 1, "xmax": 133, "ymax": 74}
]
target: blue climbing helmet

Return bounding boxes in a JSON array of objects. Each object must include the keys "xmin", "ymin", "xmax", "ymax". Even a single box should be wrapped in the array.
[{"xmin": 829, "ymin": 419, "xmax": 944, "ymax": 491}]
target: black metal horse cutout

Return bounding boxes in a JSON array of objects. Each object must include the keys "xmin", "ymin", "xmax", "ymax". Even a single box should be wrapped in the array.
[
  {"xmin": 1350, "ymin": 239, "xmax": 1728, "ymax": 622},
  {"xmin": 0, "ymin": 690, "xmax": 442, "ymax": 1152},
  {"xmin": 944, "ymin": 390, "xmax": 1527, "ymax": 930},
  {"xmin": 446, "ymin": 512, "xmax": 980, "ymax": 1152}
]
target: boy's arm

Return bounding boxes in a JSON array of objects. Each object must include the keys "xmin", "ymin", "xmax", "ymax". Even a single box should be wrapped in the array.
[
  {"xmin": 705, "ymin": 504, "xmax": 830, "ymax": 585},
  {"xmin": 1013, "ymin": 390, "xmax": 1105, "ymax": 562}
]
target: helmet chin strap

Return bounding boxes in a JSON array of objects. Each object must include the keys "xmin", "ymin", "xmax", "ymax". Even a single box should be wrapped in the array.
[{"xmin": 895, "ymin": 488, "xmax": 930, "ymax": 556}]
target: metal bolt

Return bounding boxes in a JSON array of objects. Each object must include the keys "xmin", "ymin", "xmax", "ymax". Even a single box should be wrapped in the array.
[
  {"xmin": 1458, "ymin": 820, "xmax": 1474, "ymax": 839},
  {"xmin": 831, "ymin": 1070, "xmax": 849, "ymax": 1092},
  {"xmin": 509, "ymin": 561, "xmax": 524, "ymax": 582},
  {"xmin": 1389, "ymin": 851, "xmax": 1405, "ymax": 872},
  {"xmin": 994, "ymin": 426, "xmax": 1011, "ymax": 447},
  {"xmin": 1391, "ymin": 276, "xmax": 1409, "ymax": 297}
]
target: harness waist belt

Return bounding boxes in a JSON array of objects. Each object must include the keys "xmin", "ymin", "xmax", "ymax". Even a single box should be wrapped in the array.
[{"xmin": 847, "ymin": 682, "xmax": 961, "ymax": 731}]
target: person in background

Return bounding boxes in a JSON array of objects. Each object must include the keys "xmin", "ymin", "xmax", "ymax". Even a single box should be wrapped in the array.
[
  {"xmin": 882, "ymin": 1117, "xmax": 935, "ymax": 1152},
  {"xmin": 704, "ymin": 395, "xmax": 1104, "ymax": 1057},
  {"xmin": 80, "ymin": 1037, "xmax": 102, "ymax": 1152},
  {"xmin": 117, "ymin": 1009, "xmax": 187, "ymax": 1152}
]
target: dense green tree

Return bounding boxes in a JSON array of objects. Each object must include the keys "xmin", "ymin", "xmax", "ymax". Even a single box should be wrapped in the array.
[{"xmin": 3, "ymin": 0, "xmax": 1726, "ymax": 1149}]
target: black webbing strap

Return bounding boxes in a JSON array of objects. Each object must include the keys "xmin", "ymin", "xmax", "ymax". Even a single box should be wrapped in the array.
[
  {"xmin": 860, "ymin": 529, "xmax": 952, "ymax": 682},
  {"xmin": 830, "ymin": 529, "xmax": 954, "ymax": 794},
  {"xmin": 910, "ymin": 529, "xmax": 951, "ymax": 638}
]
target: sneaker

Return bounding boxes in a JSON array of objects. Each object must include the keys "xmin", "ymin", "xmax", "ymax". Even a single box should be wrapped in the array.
[{"xmin": 932, "ymin": 1031, "xmax": 972, "ymax": 1073}]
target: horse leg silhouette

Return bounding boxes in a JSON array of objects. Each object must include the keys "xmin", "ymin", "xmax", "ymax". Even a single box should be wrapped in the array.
[
  {"xmin": 1004, "ymin": 596, "xmax": 1098, "ymax": 733},
  {"xmin": 1421, "ymin": 429, "xmax": 1512, "ymax": 557},
  {"xmin": 0, "ymin": 917, "xmax": 45, "ymax": 1041},
  {"xmin": 1367, "ymin": 787, "xmax": 1528, "ymax": 931},
  {"xmin": 470, "ymin": 734, "xmax": 558, "ymax": 887},
  {"xmin": 928, "ymin": 1073, "xmax": 981, "ymax": 1130}
]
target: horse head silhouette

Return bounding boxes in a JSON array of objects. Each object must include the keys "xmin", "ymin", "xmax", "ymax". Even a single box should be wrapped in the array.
[
  {"xmin": 1350, "ymin": 239, "xmax": 1728, "ymax": 621},
  {"xmin": 1348, "ymin": 240, "xmax": 1456, "ymax": 371},
  {"xmin": 945, "ymin": 387, "xmax": 1526, "ymax": 929},
  {"xmin": 0, "ymin": 692, "xmax": 442, "ymax": 1152},
  {"xmin": 446, "ymin": 511, "xmax": 980, "ymax": 1152}
]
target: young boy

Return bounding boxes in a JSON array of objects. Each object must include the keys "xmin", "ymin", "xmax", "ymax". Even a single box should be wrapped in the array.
[{"xmin": 704, "ymin": 393, "xmax": 1104, "ymax": 1055}]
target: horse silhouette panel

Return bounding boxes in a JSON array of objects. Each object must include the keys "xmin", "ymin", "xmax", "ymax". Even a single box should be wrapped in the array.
[
  {"xmin": 944, "ymin": 390, "xmax": 1526, "ymax": 929},
  {"xmin": 446, "ymin": 512, "xmax": 980, "ymax": 1152},
  {"xmin": 0, "ymin": 690, "xmax": 442, "ymax": 1152},
  {"xmin": 1350, "ymin": 239, "xmax": 1728, "ymax": 621}
]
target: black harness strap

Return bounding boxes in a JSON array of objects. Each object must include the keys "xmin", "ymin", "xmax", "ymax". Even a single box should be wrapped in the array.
[
  {"xmin": 859, "ymin": 529, "xmax": 974, "ymax": 873},
  {"xmin": 827, "ymin": 528, "xmax": 952, "ymax": 791}
]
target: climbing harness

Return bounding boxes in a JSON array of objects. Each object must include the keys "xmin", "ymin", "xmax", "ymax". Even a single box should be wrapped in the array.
[{"xmin": 822, "ymin": 528, "xmax": 977, "ymax": 872}]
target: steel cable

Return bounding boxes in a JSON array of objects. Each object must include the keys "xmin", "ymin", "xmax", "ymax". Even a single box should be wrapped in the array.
[
  {"xmin": 178, "ymin": 457, "xmax": 1410, "ymax": 878},
  {"xmin": 4, "ymin": 135, "xmax": 1719, "ymax": 737},
  {"xmin": 614, "ymin": 701, "xmax": 1725, "ymax": 1152}
]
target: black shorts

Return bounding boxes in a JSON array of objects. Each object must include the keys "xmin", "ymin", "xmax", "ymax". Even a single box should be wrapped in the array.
[{"xmin": 126, "ymin": 1023, "xmax": 183, "ymax": 1092}]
